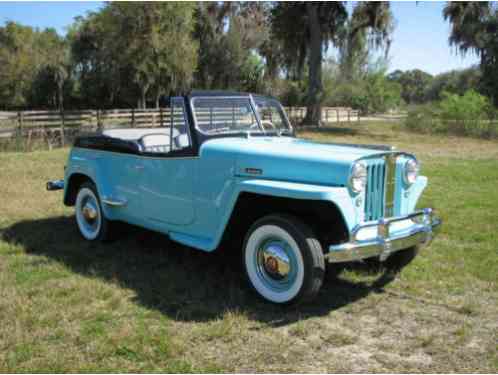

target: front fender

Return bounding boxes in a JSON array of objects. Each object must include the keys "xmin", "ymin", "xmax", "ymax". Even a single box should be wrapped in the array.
[
  {"xmin": 236, "ymin": 179, "xmax": 357, "ymax": 228},
  {"xmin": 203, "ymin": 178, "xmax": 357, "ymax": 251}
]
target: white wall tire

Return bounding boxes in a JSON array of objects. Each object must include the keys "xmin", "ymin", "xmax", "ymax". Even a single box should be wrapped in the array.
[
  {"xmin": 243, "ymin": 214, "xmax": 325, "ymax": 305},
  {"xmin": 75, "ymin": 182, "xmax": 109, "ymax": 241}
]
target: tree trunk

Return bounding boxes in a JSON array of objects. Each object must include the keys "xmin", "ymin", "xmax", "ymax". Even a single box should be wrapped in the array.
[
  {"xmin": 57, "ymin": 82, "xmax": 64, "ymax": 111},
  {"xmin": 155, "ymin": 88, "xmax": 162, "ymax": 109},
  {"xmin": 139, "ymin": 85, "xmax": 148, "ymax": 109},
  {"xmin": 303, "ymin": 3, "xmax": 323, "ymax": 127}
]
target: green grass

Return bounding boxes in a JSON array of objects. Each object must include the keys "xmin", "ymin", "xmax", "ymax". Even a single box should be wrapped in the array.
[{"xmin": 0, "ymin": 121, "xmax": 497, "ymax": 372}]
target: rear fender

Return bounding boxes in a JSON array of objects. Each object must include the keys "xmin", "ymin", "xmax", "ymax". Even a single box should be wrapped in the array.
[{"xmin": 64, "ymin": 151, "xmax": 115, "ymax": 219}]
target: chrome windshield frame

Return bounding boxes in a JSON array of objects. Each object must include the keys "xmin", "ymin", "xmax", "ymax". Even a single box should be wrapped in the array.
[{"xmin": 252, "ymin": 95, "xmax": 294, "ymax": 134}]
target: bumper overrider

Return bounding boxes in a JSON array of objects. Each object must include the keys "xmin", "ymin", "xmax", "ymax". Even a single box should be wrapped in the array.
[{"xmin": 326, "ymin": 208, "xmax": 441, "ymax": 263}]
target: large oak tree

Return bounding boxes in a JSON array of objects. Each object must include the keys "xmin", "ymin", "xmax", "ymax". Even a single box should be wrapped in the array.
[{"xmin": 271, "ymin": 2, "xmax": 394, "ymax": 125}]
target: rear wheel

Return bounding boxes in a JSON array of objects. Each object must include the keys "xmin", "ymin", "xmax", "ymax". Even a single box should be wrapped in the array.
[
  {"xmin": 243, "ymin": 214, "xmax": 325, "ymax": 305},
  {"xmin": 75, "ymin": 182, "xmax": 111, "ymax": 241}
]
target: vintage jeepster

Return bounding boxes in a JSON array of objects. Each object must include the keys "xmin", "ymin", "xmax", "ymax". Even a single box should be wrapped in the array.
[{"xmin": 47, "ymin": 91, "xmax": 441, "ymax": 304}]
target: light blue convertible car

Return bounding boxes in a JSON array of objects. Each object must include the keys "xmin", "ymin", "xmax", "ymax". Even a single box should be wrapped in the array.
[{"xmin": 47, "ymin": 91, "xmax": 441, "ymax": 304}]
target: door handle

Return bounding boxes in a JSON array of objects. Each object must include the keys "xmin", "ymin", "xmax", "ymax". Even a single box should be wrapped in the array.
[{"xmin": 134, "ymin": 165, "xmax": 144, "ymax": 170}]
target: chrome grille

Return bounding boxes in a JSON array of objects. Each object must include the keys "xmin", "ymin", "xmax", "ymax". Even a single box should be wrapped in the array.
[
  {"xmin": 364, "ymin": 155, "xmax": 398, "ymax": 221},
  {"xmin": 364, "ymin": 159, "xmax": 386, "ymax": 221}
]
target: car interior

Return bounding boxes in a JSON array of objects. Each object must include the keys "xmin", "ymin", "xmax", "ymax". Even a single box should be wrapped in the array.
[{"xmin": 102, "ymin": 128, "xmax": 190, "ymax": 154}]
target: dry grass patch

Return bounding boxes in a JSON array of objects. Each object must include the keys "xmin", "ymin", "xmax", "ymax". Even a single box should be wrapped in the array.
[{"xmin": 0, "ymin": 123, "xmax": 497, "ymax": 372}]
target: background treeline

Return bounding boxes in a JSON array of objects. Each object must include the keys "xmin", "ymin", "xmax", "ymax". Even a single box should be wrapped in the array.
[{"xmin": 0, "ymin": 2, "xmax": 496, "ymax": 125}]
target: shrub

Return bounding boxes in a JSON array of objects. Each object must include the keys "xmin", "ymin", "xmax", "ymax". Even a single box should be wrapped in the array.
[
  {"xmin": 404, "ymin": 90, "xmax": 497, "ymax": 138},
  {"xmin": 404, "ymin": 104, "xmax": 440, "ymax": 134},
  {"xmin": 439, "ymin": 90, "xmax": 492, "ymax": 136}
]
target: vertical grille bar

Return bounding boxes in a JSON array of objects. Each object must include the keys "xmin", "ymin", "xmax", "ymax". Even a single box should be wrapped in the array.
[
  {"xmin": 366, "ymin": 163, "xmax": 374, "ymax": 220},
  {"xmin": 384, "ymin": 154, "xmax": 397, "ymax": 217}
]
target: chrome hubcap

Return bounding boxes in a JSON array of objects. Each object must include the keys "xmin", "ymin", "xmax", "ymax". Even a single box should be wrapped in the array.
[
  {"xmin": 82, "ymin": 201, "xmax": 98, "ymax": 223},
  {"xmin": 260, "ymin": 243, "xmax": 291, "ymax": 280},
  {"xmin": 255, "ymin": 238, "xmax": 297, "ymax": 292}
]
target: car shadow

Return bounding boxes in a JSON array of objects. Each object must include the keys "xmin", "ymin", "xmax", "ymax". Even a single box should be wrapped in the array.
[{"xmin": 1, "ymin": 216, "xmax": 396, "ymax": 326}]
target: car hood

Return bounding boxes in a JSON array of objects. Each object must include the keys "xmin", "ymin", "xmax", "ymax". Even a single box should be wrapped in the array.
[{"xmin": 200, "ymin": 136, "xmax": 394, "ymax": 187}]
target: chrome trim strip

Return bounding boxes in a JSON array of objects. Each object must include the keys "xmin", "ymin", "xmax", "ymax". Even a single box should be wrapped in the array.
[
  {"xmin": 101, "ymin": 197, "xmax": 127, "ymax": 207},
  {"xmin": 326, "ymin": 208, "xmax": 442, "ymax": 263}
]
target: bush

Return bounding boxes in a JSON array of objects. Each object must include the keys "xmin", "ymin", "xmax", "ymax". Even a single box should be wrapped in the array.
[
  {"xmin": 439, "ymin": 90, "xmax": 492, "ymax": 136},
  {"xmin": 404, "ymin": 104, "xmax": 440, "ymax": 134},
  {"xmin": 405, "ymin": 90, "xmax": 497, "ymax": 138}
]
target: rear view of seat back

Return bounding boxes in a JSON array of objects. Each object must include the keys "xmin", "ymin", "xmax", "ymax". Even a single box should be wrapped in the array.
[{"xmin": 140, "ymin": 134, "xmax": 171, "ymax": 153}]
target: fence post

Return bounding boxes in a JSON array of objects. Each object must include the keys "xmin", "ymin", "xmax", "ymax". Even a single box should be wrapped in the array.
[
  {"xmin": 97, "ymin": 109, "xmax": 103, "ymax": 131},
  {"xmin": 336, "ymin": 109, "xmax": 339, "ymax": 123},
  {"xmin": 347, "ymin": 110, "xmax": 351, "ymax": 123},
  {"xmin": 131, "ymin": 108, "xmax": 135, "ymax": 128},
  {"xmin": 17, "ymin": 111, "xmax": 23, "ymax": 152},
  {"xmin": 151, "ymin": 111, "xmax": 155, "ymax": 127},
  {"xmin": 60, "ymin": 109, "xmax": 65, "ymax": 147},
  {"xmin": 160, "ymin": 107, "xmax": 164, "ymax": 127}
]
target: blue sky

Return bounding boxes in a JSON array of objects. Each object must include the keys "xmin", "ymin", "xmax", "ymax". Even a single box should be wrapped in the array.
[{"xmin": 0, "ymin": 1, "xmax": 480, "ymax": 76}]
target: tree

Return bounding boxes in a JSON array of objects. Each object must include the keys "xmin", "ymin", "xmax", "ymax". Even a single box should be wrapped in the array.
[
  {"xmin": 424, "ymin": 67, "xmax": 480, "ymax": 102},
  {"xmin": 0, "ymin": 22, "xmax": 71, "ymax": 110},
  {"xmin": 193, "ymin": 2, "xmax": 269, "ymax": 91},
  {"xmin": 387, "ymin": 69, "xmax": 433, "ymax": 104},
  {"xmin": 443, "ymin": 2, "xmax": 498, "ymax": 105},
  {"xmin": 271, "ymin": 2, "xmax": 394, "ymax": 125},
  {"xmin": 0, "ymin": 22, "xmax": 40, "ymax": 108},
  {"xmin": 70, "ymin": 3, "xmax": 198, "ymax": 109}
]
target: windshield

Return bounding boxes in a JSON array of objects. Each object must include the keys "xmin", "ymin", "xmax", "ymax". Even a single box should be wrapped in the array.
[
  {"xmin": 192, "ymin": 97, "xmax": 259, "ymax": 135},
  {"xmin": 192, "ymin": 96, "xmax": 292, "ymax": 135},
  {"xmin": 254, "ymin": 97, "xmax": 291, "ymax": 132}
]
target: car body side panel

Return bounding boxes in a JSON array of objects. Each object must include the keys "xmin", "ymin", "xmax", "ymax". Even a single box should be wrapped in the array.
[{"xmin": 140, "ymin": 157, "xmax": 196, "ymax": 226}]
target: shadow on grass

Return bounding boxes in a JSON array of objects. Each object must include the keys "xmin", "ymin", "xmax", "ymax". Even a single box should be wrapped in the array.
[{"xmin": 2, "ymin": 216, "xmax": 395, "ymax": 326}]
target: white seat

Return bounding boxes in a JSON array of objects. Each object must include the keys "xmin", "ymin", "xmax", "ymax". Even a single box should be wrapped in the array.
[
  {"xmin": 140, "ymin": 134, "xmax": 172, "ymax": 153},
  {"xmin": 174, "ymin": 133, "xmax": 190, "ymax": 149}
]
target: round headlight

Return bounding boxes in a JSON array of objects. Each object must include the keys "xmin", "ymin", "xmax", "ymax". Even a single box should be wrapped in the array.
[
  {"xmin": 404, "ymin": 158, "xmax": 419, "ymax": 185},
  {"xmin": 349, "ymin": 161, "xmax": 367, "ymax": 193}
]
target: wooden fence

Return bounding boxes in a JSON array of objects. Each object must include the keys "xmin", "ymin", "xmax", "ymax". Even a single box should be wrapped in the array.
[
  {"xmin": 0, "ymin": 106, "xmax": 360, "ymax": 150},
  {"xmin": 284, "ymin": 107, "xmax": 360, "ymax": 124}
]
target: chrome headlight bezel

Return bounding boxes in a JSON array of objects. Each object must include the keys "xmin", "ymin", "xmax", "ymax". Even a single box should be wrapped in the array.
[
  {"xmin": 403, "ymin": 158, "xmax": 419, "ymax": 186},
  {"xmin": 349, "ymin": 161, "xmax": 367, "ymax": 194}
]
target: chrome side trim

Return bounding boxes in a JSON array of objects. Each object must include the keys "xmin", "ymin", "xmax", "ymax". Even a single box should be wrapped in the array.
[
  {"xmin": 326, "ymin": 208, "xmax": 441, "ymax": 263},
  {"xmin": 46, "ymin": 179, "xmax": 64, "ymax": 191},
  {"xmin": 101, "ymin": 197, "xmax": 127, "ymax": 207}
]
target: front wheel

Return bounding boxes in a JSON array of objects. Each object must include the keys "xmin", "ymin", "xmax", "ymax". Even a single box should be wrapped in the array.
[{"xmin": 242, "ymin": 214, "xmax": 325, "ymax": 305}]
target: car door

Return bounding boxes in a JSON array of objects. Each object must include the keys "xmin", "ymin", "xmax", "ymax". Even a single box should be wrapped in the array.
[{"xmin": 139, "ymin": 97, "xmax": 196, "ymax": 226}]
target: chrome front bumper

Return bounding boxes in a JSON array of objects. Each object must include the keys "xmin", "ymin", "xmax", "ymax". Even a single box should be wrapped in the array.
[{"xmin": 326, "ymin": 208, "xmax": 441, "ymax": 263}]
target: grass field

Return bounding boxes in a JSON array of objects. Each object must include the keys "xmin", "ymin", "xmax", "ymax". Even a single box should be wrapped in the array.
[{"xmin": 0, "ymin": 122, "xmax": 497, "ymax": 372}]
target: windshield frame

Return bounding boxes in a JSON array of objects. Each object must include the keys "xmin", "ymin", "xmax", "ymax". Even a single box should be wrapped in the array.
[
  {"xmin": 190, "ymin": 94, "xmax": 266, "ymax": 136},
  {"xmin": 253, "ymin": 95, "xmax": 293, "ymax": 134}
]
